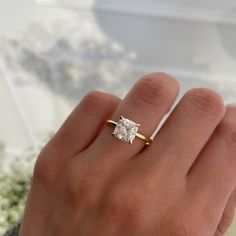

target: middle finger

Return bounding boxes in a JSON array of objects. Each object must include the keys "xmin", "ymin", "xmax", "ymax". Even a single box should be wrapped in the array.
[{"xmin": 144, "ymin": 88, "xmax": 225, "ymax": 177}]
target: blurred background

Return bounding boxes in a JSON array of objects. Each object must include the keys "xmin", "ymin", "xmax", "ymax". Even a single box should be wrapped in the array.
[{"xmin": 1, "ymin": 0, "xmax": 236, "ymax": 234}]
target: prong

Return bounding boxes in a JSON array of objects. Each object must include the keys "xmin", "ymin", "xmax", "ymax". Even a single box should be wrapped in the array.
[
  {"xmin": 129, "ymin": 140, "xmax": 133, "ymax": 145},
  {"xmin": 136, "ymin": 123, "xmax": 141, "ymax": 127},
  {"xmin": 120, "ymin": 115, "xmax": 124, "ymax": 120},
  {"xmin": 112, "ymin": 132, "xmax": 115, "ymax": 136}
]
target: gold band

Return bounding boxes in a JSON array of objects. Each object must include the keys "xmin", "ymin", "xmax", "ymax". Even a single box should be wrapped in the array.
[{"xmin": 106, "ymin": 119, "xmax": 152, "ymax": 146}]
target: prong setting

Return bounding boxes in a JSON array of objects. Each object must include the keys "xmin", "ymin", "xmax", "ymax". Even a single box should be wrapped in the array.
[{"xmin": 112, "ymin": 116, "xmax": 139, "ymax": 144}]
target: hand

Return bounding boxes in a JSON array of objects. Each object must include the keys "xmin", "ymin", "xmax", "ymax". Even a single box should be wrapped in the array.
[{"xmin": 19, "ymin": 73, "xmax": 236, "ymax": 236}]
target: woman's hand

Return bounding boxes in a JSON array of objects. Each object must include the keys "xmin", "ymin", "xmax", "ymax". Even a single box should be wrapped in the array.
[{"xmin": 19, "ymin": 73, "xmax": 236, "ymax": 236}]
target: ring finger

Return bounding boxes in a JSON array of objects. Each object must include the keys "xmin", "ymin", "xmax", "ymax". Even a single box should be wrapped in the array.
[{"xmin": 87, "ymin": 72, "xmax": 179, "ymax": 164}]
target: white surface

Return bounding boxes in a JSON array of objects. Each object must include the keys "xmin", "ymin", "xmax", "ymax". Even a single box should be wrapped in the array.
[
  {"xmin": 36, "ymin": 0, "xmax": 236, "ymax": 24},
  {"xmin": 0, "ymin": 0, "xmax": 236, "ymax": 153}
]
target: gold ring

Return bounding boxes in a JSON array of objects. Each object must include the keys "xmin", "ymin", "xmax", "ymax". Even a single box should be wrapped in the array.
[{"xmin": 106, "ymin": 116, "xmax": 152, "ymax": 146}]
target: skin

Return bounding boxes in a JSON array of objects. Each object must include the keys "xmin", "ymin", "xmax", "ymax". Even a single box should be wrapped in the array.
[{"xmin": 19, "ymin": 73, "xmax": 236, "ymax": 236}]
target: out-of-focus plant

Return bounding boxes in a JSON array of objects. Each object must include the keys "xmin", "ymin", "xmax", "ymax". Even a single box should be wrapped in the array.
[{"xmin": 0, "ymin": 143, "xmax": 36, "ymax": 235}]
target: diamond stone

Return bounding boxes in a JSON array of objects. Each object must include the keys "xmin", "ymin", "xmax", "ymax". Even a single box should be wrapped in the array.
[{"xmin": 113, "ymin": 116, "xmax": 139, "ymax": 144}]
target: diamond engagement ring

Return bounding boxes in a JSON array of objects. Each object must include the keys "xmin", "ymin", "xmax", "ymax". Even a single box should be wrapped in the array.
[{"xmin": 106, "ymin": 116, "xmax": 152, "ymax": 145}]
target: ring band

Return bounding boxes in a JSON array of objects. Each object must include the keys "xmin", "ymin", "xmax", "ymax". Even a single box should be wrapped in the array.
[{"xmin": 106, "ymin": 116, "xmax": 152, "ymax": 146}]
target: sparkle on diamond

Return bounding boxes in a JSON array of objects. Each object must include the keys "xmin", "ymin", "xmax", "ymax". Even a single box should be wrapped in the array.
[{"xmin": 113, "ymin": 117, "xmax": 139, "ymax": 143}]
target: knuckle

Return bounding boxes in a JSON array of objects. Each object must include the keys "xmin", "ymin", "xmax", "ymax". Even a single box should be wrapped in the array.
[
  {"xmin": 215, "ymin": 227, "xmax": 224, "ymax": 236},
  {"xmin": 82, "ymin": 90, "xmax": 119, "ymax": 109},
  {"xmin": 82, "ymin": 91, "xmax": 105, "ymax": 108},
  {"xmin": 131, "ymin": 74, "xmax": 178, "ymax": 108},
  {"xmin": 220, "ymin": 120, "xmax": 236, "ymax": 144},
  {"xmin": 34, "ymin": 154, "xmax": 47, "ymax": 181},
  {"xmin": 219, "ymin": 105, "xmax": 236, "ymax": 144},
  {"xmin": 185, "ymin": 88, "xmax": 224, "ymax": 118},
  {"xmin": 230, "ymin": 127, "xmax": 236, "ymax": 144},
  {"xmin": 33, "ymin": 148, "xmax": 60, "ymax": 187},
  {"xmin": 217, "ymin": 211, "xmax": 234, "ymax": 235}
]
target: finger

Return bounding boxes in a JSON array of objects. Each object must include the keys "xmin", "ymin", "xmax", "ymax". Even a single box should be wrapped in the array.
[
  {"xmin": 89, "ymin": 73, "xmax": 179, "ymax": 164},
  {"xmin": 46, "ymin": 91, "xmax": 121, "ymax": 156},
  {"xmin": 187, "ymin": 105, "xmax": 236, "ymax": 227},
  {"xmin": 144, "ymin": 88, "xmax": 225, "ymax": 177},
  {"xmin": 214, "ymin": 188, "xmax": 236, "ymax": 236}
]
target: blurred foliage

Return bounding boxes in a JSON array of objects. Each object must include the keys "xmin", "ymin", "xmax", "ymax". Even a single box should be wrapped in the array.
[{"xmin": 0, "ymin": 143, "xmax": 35, "ymax": 235}]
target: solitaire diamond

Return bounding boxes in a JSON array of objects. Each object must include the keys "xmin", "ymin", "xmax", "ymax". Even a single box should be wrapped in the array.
[{"xmin": 113, "ymin": 116, "xmax": 139, "ymax": 144}]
